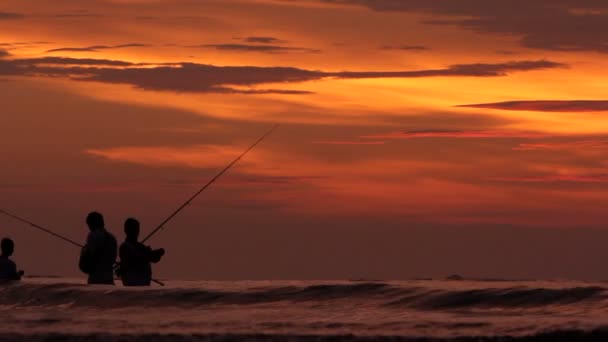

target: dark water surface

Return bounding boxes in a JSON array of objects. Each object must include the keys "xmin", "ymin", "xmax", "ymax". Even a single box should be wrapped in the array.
[{"xmin": 1, "ymin": 278, "xmax": 608, "ymax": 341}]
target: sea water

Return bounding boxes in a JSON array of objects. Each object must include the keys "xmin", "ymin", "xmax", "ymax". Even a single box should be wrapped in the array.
[{"xmin": 1, "ymin": 277, "xmax": 608, "ymax": 341}]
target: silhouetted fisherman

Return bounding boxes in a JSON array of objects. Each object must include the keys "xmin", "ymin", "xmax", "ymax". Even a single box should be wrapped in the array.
[
  {"xmin": 0, "ymin": 238, "xmax": 24, "ymax": 281},
  {"xmin": 118, "ymin": 218, "xmax": 165, "ymax": 286},
  {"xmin": 79, "ymin": 212, "xmax": 117, "ymax": 285}
]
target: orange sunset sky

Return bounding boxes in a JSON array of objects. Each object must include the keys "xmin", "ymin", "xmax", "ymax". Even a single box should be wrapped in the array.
[{"xmin": 2, "ymin": 0, "xmax": 608, "ymax": 280}]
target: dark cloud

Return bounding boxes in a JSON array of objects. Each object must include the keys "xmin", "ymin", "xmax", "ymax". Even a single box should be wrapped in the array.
[
  {"xmin": 323, "ymin": 0, "xmax": 608, "ymax": 53},
  {"xmin": 70, "ymin": 63, "xmax": 321, "ymax": 93},
  {"xmin": 0, "ymin": 12, "xmax": 24, "ymax": 19},
  {"xmin": 0, "ymin": 41, "xmax": 51, "ymax": 47},
  {"xmin": 0, "ymin": 49, "xmax": 9, "ymax": 58},
  {"xmin": 332, "ymin": 60, "xmax": 565, "ymax": 78},
  {"xmin": 7, "ymin": 56, "xmax": 135, "ymax": 67},
  {"xmin": 243, "ymin": 37, "xmax": 283, "ymax": 44},
  {"xmin": 197, "ymin": 44, "xmax": 320, "ymax": 54},
  {"xmin": 0, "ymin": 56, "xmax": 565, "ymax": 94},
  {"xmin": 46, "ymin": 43, "xmax": 150, "ymax": 53},
  {"xmin": 240, "ymin": 89, "xmax": 314, "ymax": 94},
  {"xmin": 380, "ymin": 45, "xmax": 429, "ymax": 51},
  {"xmin": 458, "ymin": 100, "xmax": 608, "ymax": 112}
]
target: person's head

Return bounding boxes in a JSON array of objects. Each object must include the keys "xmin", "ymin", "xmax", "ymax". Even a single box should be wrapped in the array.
[
  {"xmin": 86, "ymin": 212, "xmax": 105, "ymax": 231},
  {"xmin": 124, "ymin": 218, "xmax": 140, "ymax": 241},
  {"xmin": 1, "ymin": 238, "xmax": 14, "ymax": 256}
]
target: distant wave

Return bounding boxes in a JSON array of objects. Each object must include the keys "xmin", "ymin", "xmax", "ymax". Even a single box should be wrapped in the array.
[
  {"xmin": 0, "ymin": 282, "xmax": 605, "ymax": 310},
  {"xmin": 0, "ymin": 282, "xmax": 396, "ymax": 308},
  {"xmin": 388, "ymin": 286, "xmax": 605, "ymax": 310}
]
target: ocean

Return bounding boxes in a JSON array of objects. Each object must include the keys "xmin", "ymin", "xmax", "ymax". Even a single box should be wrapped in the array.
[{"xmin": 1, "ymin": 277, "xmax": 608, "ymax": 341}]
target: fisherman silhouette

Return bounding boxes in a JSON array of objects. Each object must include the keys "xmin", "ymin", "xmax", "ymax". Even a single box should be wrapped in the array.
[
  {"xmin": 117, "ymin": 218, "xmax": 165, "ymax": 286},
  {"xmin": 0, "ymin": 238, "xmax": 24, "ymax": 282},
  {"xmin": 79, "ymin": 212, "xmax": 117, "ymax": 285}
]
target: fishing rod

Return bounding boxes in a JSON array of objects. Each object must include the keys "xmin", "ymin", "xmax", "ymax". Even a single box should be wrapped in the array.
[
  {"xmin": 0, "ymin": 209, "xmax": 165, "ymax": 286},
  {"xmin": 0, "ymin": 209, "xmax": 82, "ymax": 248},
  {"xmin": 142, "ymin": 124, "xmax": 279, "ymax": 243}
]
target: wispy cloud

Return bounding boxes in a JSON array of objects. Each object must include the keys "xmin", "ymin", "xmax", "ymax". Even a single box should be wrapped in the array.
[
  {"xmin": 334, "ymin": 60, "xmax": 565, "ymax": 78},
  {"xmin": 513, "ymin": 141, "xmax": 608, "ymax": 151},
  {"xmin": 0, "ymin": 12, "xmax": 24, "ymax": 19},
  {"xmin": 457, "ymin": 100, "xmax": 608, "ymax": 112},
  {"xmin": 0, "ymin": 56, "xmax": 565, "ymax": 95},
  {"xmin": 46, "ymin": 43, "xmax": 150, "ymax": 53},
  {"xmin": 86, "ymin": 144, "xmax": 271, "ymax": 169},
  {"xmin": 196, "ymin": 43, "xmax": 320, "ymax": 54},
  {"xmin": 242, "ymin": 36, "xmax": 284, "ymax": 44},
  {"xmin": 361, "ymin": 130, "xmax": 549, "ymax": 139},
  {"xmin": 7, "ymin": 56, "xmax": 135, "ymax": 66}
]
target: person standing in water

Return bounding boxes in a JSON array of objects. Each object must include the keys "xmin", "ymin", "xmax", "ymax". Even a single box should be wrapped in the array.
[
  {"xmin": 79, "ymin": 212, "xmax": 117, "ymax": 285},
  {"xmin": 0, "ymin": 238, "xmax": 24, "ymax": 281},
  {"xmin": 118, "ymin": 218, "xmax": 165, "ymax": 286}
]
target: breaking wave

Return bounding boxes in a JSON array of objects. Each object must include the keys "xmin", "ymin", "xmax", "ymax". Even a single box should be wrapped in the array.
[{"xmin": 1, "ymin": 282, "xmax": 605, "ymax": 310}]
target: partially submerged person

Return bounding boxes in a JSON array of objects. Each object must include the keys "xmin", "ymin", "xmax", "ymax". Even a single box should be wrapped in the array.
[
  {"xmin": 118, "ymin": 218, "xmax": 165, "ymax": 286},
  {"xmin": 79, "ymin": 212, "xmax": 117, "ymax": 285},
  {"xmin": 0, "ymin": 238, "xmax": 24, "ymax": 282}
]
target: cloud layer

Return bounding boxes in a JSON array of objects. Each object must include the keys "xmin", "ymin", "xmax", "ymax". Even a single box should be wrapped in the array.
[
  {"xmin": 0, "ymin": 11, "xmax": 24, "ymax": 19},
  {"xmin": 361, "ymin": 130, "xmax": 550, "ymax": 139},
  {"xmin": 242, "ymin": 36, "xmax": 284, "ymax": 44},
  {"xmin": 324, "ymin": 0, "xmax": 608, "ymax": 53},
  {"xmin": 46, "ymin": 43, "xmax": 150, "ymax": 53},
  {"xmin": 198, "ymin": 44, "xmax": 320, "ymax": 54},
  {"xmin": 458, "ymin": 100, "xmax": 608, "ymax": 112},
  {"xmin": 0, "ymin": 56, "xmax": 563, "ymax": 94}
]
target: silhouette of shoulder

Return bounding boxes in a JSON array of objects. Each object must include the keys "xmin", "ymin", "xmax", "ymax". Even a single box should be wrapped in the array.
[
  {"xmin": 0, "ymin": 256, "xmax": 17, "ymax": 280},
  {"xmin": 87, "ymin": 229, "xmax": 117, "ymax": 251}
]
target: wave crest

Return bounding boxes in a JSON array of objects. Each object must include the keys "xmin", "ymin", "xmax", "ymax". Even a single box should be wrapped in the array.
[
  {"xmin": 388, "ymin": 286, "xmax": 605, "ymax": 310},
  {"xmin": 1, "ymin": 282, "xmax": 605, "ymax": 310}
]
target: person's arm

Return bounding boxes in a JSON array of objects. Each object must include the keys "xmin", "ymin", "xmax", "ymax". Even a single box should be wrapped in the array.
[
  {"xmin": 9, "ymin": 261, "xmax": 22, "ymax": 280},
  {"xmin": 148, "ymin": 247, "xmax": 165, "ymax": 263}
]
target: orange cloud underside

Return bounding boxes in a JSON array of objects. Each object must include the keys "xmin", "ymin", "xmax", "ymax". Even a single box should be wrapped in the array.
[{"xmin": 3, "ymin": 0, "xmax": 608, "ymax": 230}]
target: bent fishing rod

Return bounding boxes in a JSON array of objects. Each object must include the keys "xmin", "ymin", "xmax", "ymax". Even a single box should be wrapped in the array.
[
  {"xmin": 141, "ymin": 124, "xmax": 279, "ymax": 243},
  {"xmin": 0, "ymin": 209, "xmax": 165, "ymax": 286}
]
